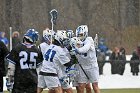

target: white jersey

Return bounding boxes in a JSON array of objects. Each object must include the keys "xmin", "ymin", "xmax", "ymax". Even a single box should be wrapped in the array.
[
  {"xmin": 41, "ymin": 44, "xmax": 70, "ymax": 74},
  {"xmin": 58, "ymin": 47, "xmax": 71, "ymax": 76},
  {"xmin": 37, "ymin": 42, "xmax": 50, "ymax": 73},
  {"xmin": 76, "ymin": 37, "xmax": 98, "ymax": 68},
  {"xmin": 38, "ymin": 42, "xmax": 50, "ymax": 56}
]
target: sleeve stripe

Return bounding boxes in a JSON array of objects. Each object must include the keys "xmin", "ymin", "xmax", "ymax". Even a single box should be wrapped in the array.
[{"xmin": 7, "ymin": 58, "xmax": 16, "ymax": 65}]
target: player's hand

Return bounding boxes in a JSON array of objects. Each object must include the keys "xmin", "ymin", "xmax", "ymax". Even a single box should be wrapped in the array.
[
  {"xmin": 70, "ymin": 48, "xmax": 79, "ymax": 55},
  {"xmin": 6, "ymin": 77, "xmax": 14, "ymax": 91},
  {"xmin": 6, "ymin": 76, "xmax": 14, "ymax": 91},
  {"xmin": 71, "ymin": 55, "xmax": 78, "ymax": 64}
]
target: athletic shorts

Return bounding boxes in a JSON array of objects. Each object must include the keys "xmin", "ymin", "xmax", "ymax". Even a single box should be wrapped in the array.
[
  {"xmin": 44, "ymin": 76, "xmax": 61, "ymax": 89},
  {"xmin": 38, "ymin": 75, "xmax": 47, "ymax": 88},
  {"xmin": 60, "ymin": 78, "xmax": 71, "ymax": 89},
  {"xmin": 77, "ymin": 64, "xmax": 99, "ymax": 83}
]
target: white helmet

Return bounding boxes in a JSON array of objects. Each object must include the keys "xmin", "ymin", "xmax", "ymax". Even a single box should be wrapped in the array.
[
  {"xmin": 76, "ymin": 25, "xmax": 88, "ymax": 41},
  {"xmin": 43, "ymin": 28, "xmax": 55, "ymax": 43},
  {"xmin": 70, "ymin": 37, "xmax": 83, "ymax": 48},
  {"xmin": 54, "ymin": 30, "xmax": 68, "ymax": 46}
]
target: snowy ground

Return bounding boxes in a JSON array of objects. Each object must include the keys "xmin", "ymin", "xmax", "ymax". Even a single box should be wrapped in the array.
[
  {"xmin": 3, "ymin": 55, "xmax": 140, "ymax": 90},
  {"xmin": 99, "ymin": 63, "xmax": 140, "ymax": 89}
]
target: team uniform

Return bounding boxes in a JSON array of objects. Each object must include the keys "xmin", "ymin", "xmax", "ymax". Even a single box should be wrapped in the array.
[
  {"xmin": 6, "ymin": 43, "xmax": 43, "ymax": 93},
  {"xmin": 6, "ymin": 29, "xmax": 43, "ymax": 93},
  {"xmin": 40, "ymin": 44, "xmax": 70, "ymax": 89},
  {"xmin": 58, "ymin": 47, "xmax": 72, "ymax": 89},
  {"xmin": 76, "ymin": 37, "xmax": 99, "ymax": 83},
  {"xmin": 37, "ymin": 42, "xmax": 50, "ymax": 89},
  {"xmin": 74, "ymin": 25, "xmax": 100, "ymax": 93}
]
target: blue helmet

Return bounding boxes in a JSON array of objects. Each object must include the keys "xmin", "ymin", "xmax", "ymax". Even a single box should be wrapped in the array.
[{"xmin": 24, "ymin": 29, "xmax": 39, "ymax": 43}]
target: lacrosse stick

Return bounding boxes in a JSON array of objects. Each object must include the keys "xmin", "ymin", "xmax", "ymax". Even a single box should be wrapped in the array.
[
  {"xmin": 94, "ymin": 34, "xmax": 98, "ymax": 48},
  {"xmin": 70, "ymin": 49, "xmax": 90, "ymax": 80},
  {"xmin": 49, "ymin": 9, "xmax": 58, "ymax": 44},
  {"xmin": 9, "ymin": 27, "xmax": 12, "ymax": 51}
]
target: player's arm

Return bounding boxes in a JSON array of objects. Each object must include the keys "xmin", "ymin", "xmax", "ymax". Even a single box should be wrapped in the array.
[
  {"xmin": 63, "ymin": 56, "xmax": 77, "ymax": 67},
  {"xmin": 77, "ymin": 40, "xmax": 91, "ymax": 53},
  {"xmin": 6, "ymin": 48, "xmax": 17, "ymax": 78},
  {"xmin": 36, "ymin": 50, "xmax": 43, "ymax": 68},
  {"xmin": 58, "ymin": 48, "xmax": 76, "ymax": 67},
  {"xmin": 6, "ymin": 48, "xmax": 16, "ymax": 91}
]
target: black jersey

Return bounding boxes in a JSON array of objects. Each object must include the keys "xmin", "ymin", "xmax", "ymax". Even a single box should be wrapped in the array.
[
  {"xmin": 0, "ymin": 41, "xmax": 9, "ymax": 76},
  {"xmin": 6, "ymin": 43, "xmax": 43, "ymax": 93}
]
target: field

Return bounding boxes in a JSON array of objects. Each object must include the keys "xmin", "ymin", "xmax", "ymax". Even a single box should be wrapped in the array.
[{"xmin": 4, "ymin": 88, "xmax": 140, "ymax": 93}]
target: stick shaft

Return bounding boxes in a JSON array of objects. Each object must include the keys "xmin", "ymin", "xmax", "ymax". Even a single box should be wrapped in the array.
[
  {"xmin": 9, "ymin": 27, "xmax": 12, "ymax": 51},
  {"xmin": 78, "ymin": 62, "xmax": 90, "ymax": 80}
]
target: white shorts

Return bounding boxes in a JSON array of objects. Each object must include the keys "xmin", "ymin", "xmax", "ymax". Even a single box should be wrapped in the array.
[
  {"xmin": 77, "ymin": 64, "xmax": 99, "ymax": 83},
  {"xmin": 38, "ymin": 75, "xmax": 47, "ymax": 88},
  {"xmin": 44, "ymin": 76, "xmax": 61, "ymax": 89},
  {"xmin": 60, "ymin": 80, "xmax": 71, "ymax": 89}
]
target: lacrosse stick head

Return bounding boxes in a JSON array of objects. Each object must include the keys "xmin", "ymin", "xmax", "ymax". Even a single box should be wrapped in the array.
[
  {"xmin": 67, "ymin": 30, "xmax": 74, "ymax": 39},
  {"xmin": 50, "ymin": 9, "xmax": 58, "ymax": 25}
]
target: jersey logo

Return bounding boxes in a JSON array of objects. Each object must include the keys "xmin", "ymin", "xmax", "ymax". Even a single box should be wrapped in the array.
[
  {"xmin": 45, "ymin": 49, "xmax": 56, "ymax": 62},
  {"xmin": 19, "ymin": 51, "xmax": 38, "ymax": 69}
]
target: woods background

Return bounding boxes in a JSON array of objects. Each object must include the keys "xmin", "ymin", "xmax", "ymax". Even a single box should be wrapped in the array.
[{"xmin": 0, "ymin": 0, "xmax": 140, "ymax": 54}]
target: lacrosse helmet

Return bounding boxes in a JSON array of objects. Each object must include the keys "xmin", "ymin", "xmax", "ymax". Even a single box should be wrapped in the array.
[
  {"xmin": 76, "ymin": 25, "xmax": 88, "ymax": 41},
  {"xmin": 67, "ymin": 30, "xmax": 74, "ymax": 38},
  {"xmin": 43, "ymin": 28, "xmax": 55, "ymax": 43},
  {"xmin": 54, "ymin": 30, "xmax": 68, "ymax": 46},
  {"xmin": 70, "ymin": 37, "xmax": 83, "ymax": 48},
  {"xmin": 24, "ymin": 29, "xmax": 39, "ymax": 44}
]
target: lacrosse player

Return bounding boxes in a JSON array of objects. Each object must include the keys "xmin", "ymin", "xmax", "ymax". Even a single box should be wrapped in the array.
[
  {"xmin": 6, "ymin": 29, "xmax": 43, "ymax": 93},
  {"xmin": 39, "ymin": 30, "xmax": 76, "ymax": 93},
  {"xmin": 73, "ymin": 25, "xmax": 100, "ymax": 93},
  {"xmin": 37, "ymin": 28, "xmax": 55, "ymax": 93},
  {"xmin": 69, "ymin": 37, "xmax": 92, "ymax": 93},
  {"xmin": 58, "ymin": 30, "xmax": 77, "ymax": 93},
  {"xmin": 0, "ymin": 41, "xmax": 9, "ymax": 93}
]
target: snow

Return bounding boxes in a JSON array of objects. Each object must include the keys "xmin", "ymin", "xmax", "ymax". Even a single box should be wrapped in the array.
[{"xmin": 99, "ymin": 63, "xmax": 140, "ymax": 89}]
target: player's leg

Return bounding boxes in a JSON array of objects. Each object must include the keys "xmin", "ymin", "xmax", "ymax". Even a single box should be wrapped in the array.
[
  {"xmin": 53, "ymin": 86, "xmax": 63, "ymax": 93},
  {"xmin": 76, "ymin": 65, "xmax": 88, "ymax": 93},
  {"xmin": 92, "ymin": 82, "xmax": 100, "ymax": 93},
  {"xmin": 63, "ymin": 88, "xmax": 73, "ymax": 93},
  {"xmin": 90, "ymin": 66, "xmax": 100, "ymax": 93},
  {"xmin": 37, "ymin": 75, "xmax": 47, "ymax": 93},
  {"xmin": 37, "ymin": 87, "xmax": 43, "ymax": 93},
  {"xmin": 77, "ymin": 83, "xmax": 86, "ymax": 93},
  {"xmin": 85, "ymin": 83, "xmax": 92, "ymax": 93},
  {"xmin": 48, "ymin": 89, "xmax": 55, "ymax": 93}
]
